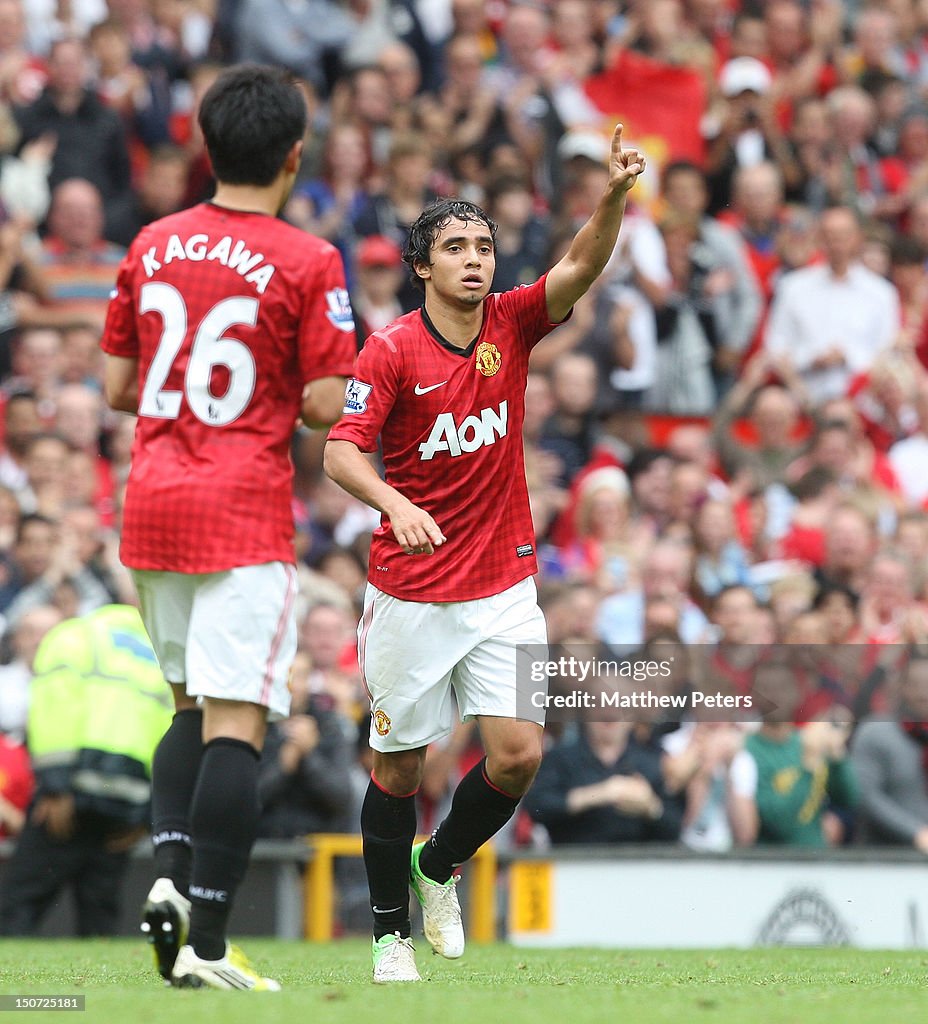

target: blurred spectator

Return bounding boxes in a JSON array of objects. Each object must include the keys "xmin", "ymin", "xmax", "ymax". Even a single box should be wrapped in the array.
[
  {"xmin": 1, "ymin": 503, "xmax": 112, "ymax": 631},
  {"xmin": 19, "ymin": 432, "xmax": 68, "ymax": 516},
  {"xmin": 285, "ymin": 122, "xmax": 372, "ymax": 281},
  {"xmin": 825, "ymin": 85, "xmax": 909, "ymax": 223},
  {"xmin": 0, "ymin": 605, "xmax": 171, "ymax": 936},
  {"xmin": 351, "ymin": 234, "xmax": 403, "ymax": 339},
  {"xmin": 542, "ymin": 465, "xmax": 648, "ymax": 594},
  {"xmin": 817, "ymin": 502, "xmax": 878, "ymax": 595},
  {"xmin": 626, "ymin": 447, "xmax": 674, "ymax": 532},
  {"xmin": 59, "ymin": 325, "xmax": 102, "ymax": 388},
  {"xmin": 4, "ymin": 328, "xmax": 61, "ymax": 415},
  {"xmin": 889, "ymin": 382, "xmax": 928, "ymax": 506},
  {"xmin": 40, "ymin": 179, "xmax": 126, "ymax": 326},
  {"xmin": 764, "ymin": 205, "xmax": 901, "ymax": 401},
  {"xmin": 712, "ymin": 356, "xmax": 807, "ymax": 491},
  {"xmin": 353, "ymin": 131, "xmax": 439, "ymax": 311},
  {"xmin": 0, "ymin": 512, "xmax": 55, "ymax": 613},
  {"xmin": 0, "ymin": 0, "xmax": 46, "ymax": 106},
  {"xmin": 852, "ymin": 651, "xmax": 928, "ymax": 850},
  {"xmin": 527, "ymin": 709, "xmax": 683, "ymax": 844},
  {"xmin": 0, "ymin": 602, "xmax": 60, "ymax": 738},
  {"xmin": 729, "ymin": 660, "xmax": 857, "ymax": 846},
  {"xmin": 258, "ymin": 659, "xmax": 354, "ymax": 839},
  {"xmin": 413, "ymin": 32, "xmax": 498, "ymax": 165},
  {"xmin": 89, "ymin": 18, "xmax": 171, "ymax": 151},
  {"xmin": 654, "ymin": 160, "xmax": 762, "ymax": 401},
  {"xmin": 234, "ymin": 0, "xmax": 353, "ymax": 95},
  {"xmin": 298, "ymin": 601, "xmax": 362, "ymax": 721},
  {"xmin": 774, "ymin": 467, "xmax": 838, "ymax": 567},
  {"xmin": 706, "ymin": 58, "xmax": 798, "ymax": 214},
  {"xmin": 857, "ymin": 549, "xmax": 928, "ymax": 645},
  {"xmin": 670, "ymin": 722, "xmax": 745, "ymax": 852},
  {"xmin": 484, "ymin": 173, "xmax": 549, "ymax": 293},
  {"xmin": 13, "ymin": 36, "xmax": 130, "ymax": 211},
  {"xmin": 483, "ymin": 2, "xmax": 553, "ymax": 171},
  {"xmin": 539, "ymin": 352, "xmax": 598, "ymax": 486},
  {"xmin": 106, "ymin": 144, "xmax": 190, "ymax": 248},
  {"xmin": 693, "ymin": 502, "xmax": 753, "ymax": 601},
  {"xmin": 597, "ymin": 540, "xmax": 710, "ymax": 652},
  {"xmin": 0, "ymin": 389, "xmax": 39, "ymax": 493}
]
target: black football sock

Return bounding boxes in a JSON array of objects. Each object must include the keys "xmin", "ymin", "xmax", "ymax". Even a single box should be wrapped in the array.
[
  {"xmin": 362, "ymin": 775, "xmax": 418, "ymax": 940},
  {"xmin": 418, "ymin": 758, "xmax": 520, "ymax": 885},
  {"xmin": 187, "ymin": 737, "xmax": 261, "ymax": 961},
  {"xmin": 150, "ymin": 708, "xmax": 204, "ymax": 896}
]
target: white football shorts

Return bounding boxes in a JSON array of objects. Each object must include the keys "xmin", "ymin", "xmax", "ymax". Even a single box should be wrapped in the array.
[
  {"xmin": 131, "ymin": 561, "xmax": 297, "ymax": 721},
  {"xmin": 358, "ymin": 575, "xmax": 547, "ymax": 752}
]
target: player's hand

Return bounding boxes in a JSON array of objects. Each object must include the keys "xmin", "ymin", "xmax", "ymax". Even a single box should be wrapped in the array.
[
  {"xmin": 609, "ymin": 124, "xmax": 645, "ymax": 195},
  {"xmin": 387, "ymin": 496, "xmax": 446, "ymax": 555}
]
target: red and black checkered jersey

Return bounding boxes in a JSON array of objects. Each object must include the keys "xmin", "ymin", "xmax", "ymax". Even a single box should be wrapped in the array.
[
  {"xmin": 328, "ymin": 274, "xmax": 564, "ymax": 602},
  {"xmin": 102, "ymin": 203, "xmax": 357, "ymax": 573}
]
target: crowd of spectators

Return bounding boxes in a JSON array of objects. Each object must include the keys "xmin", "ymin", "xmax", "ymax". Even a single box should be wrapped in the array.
[{"xmin": 3, "ymin": 0, "xmax": 928, "ymax": 882}]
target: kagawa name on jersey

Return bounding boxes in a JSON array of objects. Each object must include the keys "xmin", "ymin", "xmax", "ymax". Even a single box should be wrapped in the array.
[{"xmin": 139, "ymin": 233, "xmax": 276, "ymax": 294}]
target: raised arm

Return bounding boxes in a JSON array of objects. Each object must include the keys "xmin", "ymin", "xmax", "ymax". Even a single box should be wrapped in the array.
[{"xmin": 544, "ymin": 124, "xmax": 645, "ymax": 324}]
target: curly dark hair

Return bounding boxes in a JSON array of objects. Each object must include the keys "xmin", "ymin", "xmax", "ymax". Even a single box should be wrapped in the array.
[{"xmin": 402, "ymin": 198, "xmax": 498, "ymax": 293}]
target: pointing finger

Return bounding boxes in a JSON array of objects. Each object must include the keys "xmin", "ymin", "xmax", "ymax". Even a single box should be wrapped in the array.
[{"xmin": 612, "ymin": 123, "xmax": 624, "ymax": 154}]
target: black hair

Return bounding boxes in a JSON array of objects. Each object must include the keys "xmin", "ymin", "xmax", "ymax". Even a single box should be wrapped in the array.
[
  {"xmin": 661, "ymin": 160, "xmax": 706, "ymax": 191},
  {"xmin": 624, "ymin": 446, "xmax": 672, "ymax": 482},
  {"xmin": 197, "ymin": 64, "xmax": 307, "ymax": 187},
  {"xmin": 813, "ymin": 582, "xmax": 859, "ymax": 614},
  {"xmin": 402, "ymin": 198, "xmax": 498, "ymax": 293},
  {"xmin": 789, "ymin": 466, "xmax": 836, "ymax": 502},
  {"xmin": 16, "ymin": 512, "xmax": 55, "ymax": 544}
]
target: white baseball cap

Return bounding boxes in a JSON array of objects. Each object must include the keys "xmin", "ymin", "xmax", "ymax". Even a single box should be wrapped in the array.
[{"xmin": 719, "ymin": 57, "xmax": 772, "ymax": 97}]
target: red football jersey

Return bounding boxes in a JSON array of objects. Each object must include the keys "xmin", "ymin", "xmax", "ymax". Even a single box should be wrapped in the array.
[
  {"xmin": 102, "ymin": 203, "xmax": 357, "ymax": 573},
  {"xmin": 328, "ymin": 275, "xmax": 562, "ymax": 602}
]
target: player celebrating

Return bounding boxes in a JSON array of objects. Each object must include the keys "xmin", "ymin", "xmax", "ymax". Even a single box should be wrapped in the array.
[
  {"xmin": 101, "ymin": 65, "xmax": 356, "ymax": 990},
  {"xmin": 325, "ymin": 125, "xmax": 644, "ymax": 982}
]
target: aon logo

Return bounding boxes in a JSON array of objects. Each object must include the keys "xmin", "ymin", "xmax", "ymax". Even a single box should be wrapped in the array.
[{"xmin": 418, "ymin": 401, "xmax": 508, "ymax": 461}]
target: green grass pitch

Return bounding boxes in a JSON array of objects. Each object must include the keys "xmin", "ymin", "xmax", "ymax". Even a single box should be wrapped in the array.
[{"xmin": 1, "ymin": 939, "xmax": 926, "ymax": 1024}]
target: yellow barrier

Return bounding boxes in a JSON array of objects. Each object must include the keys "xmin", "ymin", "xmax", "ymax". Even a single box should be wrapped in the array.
[{"xmin": 304, "ymin": 833, "xmax": 497, "ymax": 942}]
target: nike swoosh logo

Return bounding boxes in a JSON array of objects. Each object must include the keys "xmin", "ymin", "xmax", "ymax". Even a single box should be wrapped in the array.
[
  {"xmin": 414, "ymin": 381, "xmax": 448, "ymax": 395},
  {"xmin": 373, "ymin": 906, "xmax": 404, "ymax": 914}
]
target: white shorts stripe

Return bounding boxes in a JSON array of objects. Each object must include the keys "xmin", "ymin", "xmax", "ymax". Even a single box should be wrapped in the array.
[
  {"xmin": 357, "ymin": 590, "xmax": 376, "ymax": 704},
  {"xmin": 261, "ymin": 564, "xmax": 296, "ymax": 707}
]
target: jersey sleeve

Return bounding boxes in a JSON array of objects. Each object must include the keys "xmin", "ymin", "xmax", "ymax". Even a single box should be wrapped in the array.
[
  {"xmin": 493, "ymin": 272, "xmax": 570, "ymax": 351},
  {"xmin": 326, "ymin": 331, "xmax": 401, "ymax": 453},
  {"xmin": 100, "ymin": 248, "xmax": 140, "ymax": 358},
  {"xmin": 298, "ymin": 244, "xmax": 358, "ymax": 383}
]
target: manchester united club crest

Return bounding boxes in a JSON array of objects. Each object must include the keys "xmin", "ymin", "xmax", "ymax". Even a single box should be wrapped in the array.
[
  {"xmin": 475, "ymin": 341, "xmax": 502, "ymax": 377},
  {"xmin": 373, "ymin": 709, "xmax": 392, "ymax": 736}
]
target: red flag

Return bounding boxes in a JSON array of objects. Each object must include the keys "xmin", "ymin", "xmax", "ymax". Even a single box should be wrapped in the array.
[{"xmin": 584, "ymin": 49, "xmax": 707, "ymax": 166}]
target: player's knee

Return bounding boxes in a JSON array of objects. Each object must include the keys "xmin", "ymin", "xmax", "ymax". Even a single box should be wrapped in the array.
[
  {"xmin": 488, "ymin": 746, "xmax": 542, "ymax": 795},
  {"xmin": 373, "ymin": 749, "xmax": 425, "ymax": 795}
]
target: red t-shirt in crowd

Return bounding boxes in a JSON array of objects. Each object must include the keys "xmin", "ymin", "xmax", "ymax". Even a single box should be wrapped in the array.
[
  {"xmin": 329, "ymin": 275, "xmax": 563, "ymax": 602},
  {"xmin": 101, "ymin": 203, "xmax": 357, "ymax": 572},
  {"xmin": 0, "ymin": 734, "xmax": 33, "ymax": 839}
]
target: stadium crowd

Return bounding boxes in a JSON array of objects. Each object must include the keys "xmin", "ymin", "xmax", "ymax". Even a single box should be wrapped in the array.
[{"xmin": 3, "ymin": 0, "xmax": 928, "ymax": 904}]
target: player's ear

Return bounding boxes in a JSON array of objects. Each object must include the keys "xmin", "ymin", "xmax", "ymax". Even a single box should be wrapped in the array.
[
  {"xmin": 284, "ymin": 139, "xmax": 303, "ymax": 174},
  {"xmin": 413, "ymin": 259, "xmax": 431, "ymax": 282}
]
